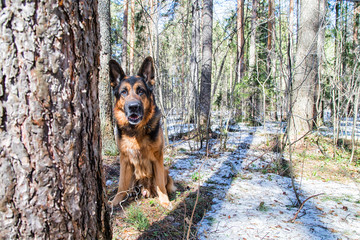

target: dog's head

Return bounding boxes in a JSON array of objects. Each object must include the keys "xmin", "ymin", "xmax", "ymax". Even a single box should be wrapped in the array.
[{"xmin": 109, "ymin": 57, "xmax": 155, "ymax": 126}]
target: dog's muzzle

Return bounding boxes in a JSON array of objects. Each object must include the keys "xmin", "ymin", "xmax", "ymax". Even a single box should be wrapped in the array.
[{"xmin": 125, "ymin": 101, "xmax": 144, "ymax": 125}]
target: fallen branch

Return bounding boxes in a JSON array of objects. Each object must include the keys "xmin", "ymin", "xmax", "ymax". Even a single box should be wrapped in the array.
[
  {"xmin": 186, "ymin": 143, "xmax": 210, "ymax": 240},
  {"xmin": 316, "ymin": 138, "xmax": 330, "ymax": 159},
  {"xmin": 290, "ymin": 193, "xmax": 324, "ymax": 223},
  {"xmin": 165, "ymin": 133, "xmax": 199, "ymax": 149},
  {"xmin": 243, "ymin": 151, "xmax": 269, "ymax": 170},
  {"xmin": 244, "ymin": 141, "xmax": 278, "ymax": 170}
]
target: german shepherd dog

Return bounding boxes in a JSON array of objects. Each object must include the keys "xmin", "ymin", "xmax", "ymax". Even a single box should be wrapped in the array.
[{"xmin": 108, "ymin": 57, "xmax": 176, "ymax": 208}]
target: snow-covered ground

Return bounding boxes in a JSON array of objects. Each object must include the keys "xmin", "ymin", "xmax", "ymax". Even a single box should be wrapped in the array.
[{"xmin": 168, "ymin": 123, "xmax": 360, "ymax": 240}]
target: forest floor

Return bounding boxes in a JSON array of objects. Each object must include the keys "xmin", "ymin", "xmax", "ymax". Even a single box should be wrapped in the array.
[{"xmin": 103, "ymin": 122, "xmax": 360, "ymax": 240}]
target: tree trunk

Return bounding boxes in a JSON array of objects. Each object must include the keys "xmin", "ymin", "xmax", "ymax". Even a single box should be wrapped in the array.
[
  {"xmin": 296, "ymin": 0, "xmax": 300, "ymax": 47},
  {"xmin": 354, "ymin": 2, "xmax": 360, "ymax": 46},
  {"xmin": 181, "ymin": 2, "xmax": 189, "ymax": 119},
  {"xmin": 350, "ymin": 85, "xmax": 360, "ymax": 163},
  {"xmin": 285, "ymin": 0, "xmax": 295, "ymax": 122},
  {"xmin": 289, "ymin": 0, "xmax": 294, "ymax": 36},
  {"xmin": 335, "ymin": 0, "xmax": 341, "ymax": 73},
  {"xmin": 190, "ymin": 0, "xmax": 201, "ymax": 123},
  {"xmin": 267, "ymin": 0, "xmax": 274, "ymax": 74},
  {"xmin": 342, "ymin": 2, "xmax": 348, "ymax": 75},
  {"xmin": 129, "ymin": 0, "xmax": 135, "ymax": 75},
  {"xmin": 148, "ymin": 0, "xmax": 155, "ymax": 57},
  {"xmin": 288, "ymin": 0, "xmax": 295, "ymax": 71},
  {"xmin": 122, "ymin": 0, "xmax": 129, "ymax": 72},
  {"xmin": 212, "ymin": 50, "xmax": 229, "ymax": 99},
  {"xmin": 199, "ymin": 0, "xmax": 213, "ymax": 129},
  {"xmin": 0, "ymin": 1, "xmax": 111, "ymax": 239},
  {"xmin": 248, "ymin": 0, "xmax": 257, "ymax": 76},
  {"xmin": 99, "ymin": 0, "xmax": 114, "ymax": 144},
  {"xmin": 236, "ymin": 0, "xmax": 245, "ymax": 83},
  {"xmin": 289, "ymin": 0, "xmax": 319, "ymax": 143},
  {"xmin": 316, "ymin": 0, "xmax": 327, "ymax": 125}
]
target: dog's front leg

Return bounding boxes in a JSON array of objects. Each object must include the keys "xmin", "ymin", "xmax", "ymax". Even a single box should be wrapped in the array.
[
  {"xmin": 109, "ymin": 159, "xmax": 134, "ymax": 206},
  {"xmin": 153, "ymin": 159, "xmax": 170, "ymax": 207}
]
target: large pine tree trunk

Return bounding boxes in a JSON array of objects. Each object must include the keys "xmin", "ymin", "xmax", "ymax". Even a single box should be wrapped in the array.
[
  {"xmin": 99, "ymin": 0, "xmax": 114, "ymax": 144},
  {"xmin": 0, "ymin": 1, "xmax": 111, "ymax": 239},
  {"xmin": 199, "ymin": 0, "xmax": 213, "ymax": 129},
  {"xmin": 289, "ymin": 0, "xmax": 319, "ymax": 143}
]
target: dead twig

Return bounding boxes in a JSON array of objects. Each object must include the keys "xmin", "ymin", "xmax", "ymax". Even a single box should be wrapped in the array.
[
  {"xmin": 244, "ymin": 141, "xmax": 278, "ymax": 170},
  {"xmin": 165, "ymin": 133, "xmax": 199, "ymax": 149},
  {"xmin": 244, "ymin": 151, "xmax": 269, "ymax": 170},
  {"xmin": 290, "ymin": 193, "xmax": 324, "ymax": 223},
  {"xmin": 316, "ymin": 137, "xmax": 330, "ymax": 159},
  {"xmin": 186, "ymin": 143, "xmax": 211, "ymax": 240}
]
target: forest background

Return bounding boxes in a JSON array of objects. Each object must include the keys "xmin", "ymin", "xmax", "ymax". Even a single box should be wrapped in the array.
[{"xmin": 101, "ymin": 0, "xmax": 360, "ymax": 161}]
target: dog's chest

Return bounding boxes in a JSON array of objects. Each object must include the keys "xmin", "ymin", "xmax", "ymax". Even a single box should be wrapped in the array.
[{"xmin": 120, "ymin": 137, "xmax": 154, "ymax": 179}]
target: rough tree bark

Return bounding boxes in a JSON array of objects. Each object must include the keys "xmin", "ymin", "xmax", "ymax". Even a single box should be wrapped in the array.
[
  {"xmin": 99, "ymin": 0, "xmax": 114, "ymax": 143},
  {"xmin": 199, "ymin": 0, "xmax": 213, "ymax": 129},
  {"xmin": 289, "ymin": 0, "xmax": 320, "ymax": 143},
  {"xmin": 0, "ymin": 1, "xmax": 111, "ymax": 239}
]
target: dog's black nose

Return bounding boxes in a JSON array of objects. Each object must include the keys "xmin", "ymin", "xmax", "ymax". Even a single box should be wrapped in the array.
[{"xmin": 128, "ymin": 102, "xmax": 140, "ymax": 112}]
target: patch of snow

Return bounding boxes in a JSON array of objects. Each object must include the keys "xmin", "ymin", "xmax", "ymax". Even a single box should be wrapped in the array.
[{"xmin": 168, "ymin": 122, "xmax": 360, "ymax": 240}]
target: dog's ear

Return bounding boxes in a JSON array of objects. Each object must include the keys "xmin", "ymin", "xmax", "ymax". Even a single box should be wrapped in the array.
[
  {"xmin": 109, "ymin": 59, "xmax": 126, "ymax": 88},
  {"xmin": 138, "ymin": 56, "xmax": 155, "ymax": 90}
]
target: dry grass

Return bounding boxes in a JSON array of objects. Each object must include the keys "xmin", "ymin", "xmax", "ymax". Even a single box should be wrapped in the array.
[
  {"xmin": 291, "ymin": 136, "xmax": 360, "ymax": 183},
  {"xmin": 254, "ymin": 134, "xmax": 360, "ymax": 183}
]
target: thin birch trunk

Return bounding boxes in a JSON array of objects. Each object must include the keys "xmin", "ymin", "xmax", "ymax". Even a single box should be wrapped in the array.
[{"xmin": 350, "ymin": 85, "xmax": 360, "ymax": 163}]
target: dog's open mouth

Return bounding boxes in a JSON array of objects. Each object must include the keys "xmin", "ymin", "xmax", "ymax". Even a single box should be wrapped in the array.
[{"xmin": 128, "ymin": 114, "xmax": 142, "ymax": 124}]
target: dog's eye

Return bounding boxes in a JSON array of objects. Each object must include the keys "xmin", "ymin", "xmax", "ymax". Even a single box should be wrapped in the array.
[
  {"xmin": 120, "ymin": 89, "xmax": 128, "ymax": 96},
  {"xmin": 137, "ymin": 88, "xmax": 145, "ymax": 95}
]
